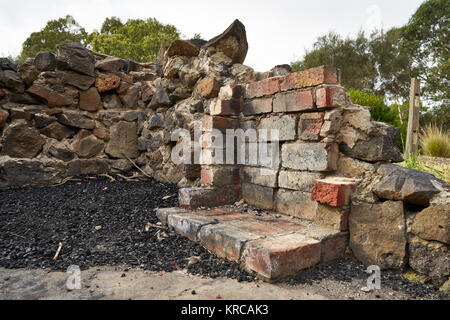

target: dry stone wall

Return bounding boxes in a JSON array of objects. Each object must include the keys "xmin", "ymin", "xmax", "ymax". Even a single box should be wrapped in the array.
[{"xmin": 0, "ymin": 19, "xmax": 448, "ymax": 291}]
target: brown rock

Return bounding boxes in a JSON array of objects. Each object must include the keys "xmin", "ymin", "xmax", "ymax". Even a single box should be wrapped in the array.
[
  {"xmin": 105, "ymin": 121, "xmax": 139, "ymax": 159},
  {"xmin": 39, "ymin": 122, "xmax": 75, "ymax": 141},
  {"xmin": 349, "ymin": 201, "xmax": 407, "ymax": 270},
  {"xmin": 96, "ymin": 73, "xmax": 121, "ymax": 93},
  {"xmin": 27, "ymin": 84, "xmax": 74, "ymax": 107},
  {"xmin": 2, "ymin": 122, "xmax": 45, "ymax": 158},
  {"xmin": 166, "ymin": 40, "xmax": 200, "ymax": 57},
  {"xmin": 204, "ymin": 19, "xmax": 248, "ymax": 64},
  {"xmin": 95, "ymin": 57, "xmax": 125, "ymax": 72},
  {"xmin": 197, "ymin": 77, "xmax": 219, "ymax": 98},
  {"xmin": 79, "ymin": 87, "xmax": 102, "ymax": 112},
  {"xmin": 48, "ymin": 145, "xmax": 76, "ymax": 162},
  {"xmin": 74, "ymin": 135, "xmax": 105, "ymax": 158},
  {"xmin": 58, "ymin": 71, "xmax": 95, "ymax": 90},
  {"xmin": 93, "ymin": 128, "xmax": 109, "ymax": 141},
  {"xmin": 67, "ymin": 159, "xmax": 110, "ymax": 176},
  {"xmin": 411, "ymin": 205, "xmax": 450, "ymax": 244},
  {"xmin": 0, "ymin": 70, "xmax": 25, "ymax": 93},
  {"xmin": 56, "ymin": 112, "xmax": 96, "ymax": 130},
  {"xmin": 18, "ymin": 58, "xmax": 39, "ymax": 86}
]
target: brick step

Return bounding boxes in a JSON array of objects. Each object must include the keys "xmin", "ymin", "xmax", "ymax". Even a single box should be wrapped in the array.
[{"xmin": 156, "ymin": 206, "xmax": 347, "ymax": 282}]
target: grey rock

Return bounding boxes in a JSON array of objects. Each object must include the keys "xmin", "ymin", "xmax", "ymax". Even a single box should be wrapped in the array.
[
  {"xmin": 0, "ymin": 57, "xmax": 18, "ymax": 72},
  {"xmin": 373, "ymin": 163, "xmax": 447, "ymax": 205},
  {"xmin": 56, "ymin": 43, "xmax": 95, "ymax": 77},
  {"xmin": 56, "ymin": 112, "xmax": 96, "ymax": 130},
  {"xmin": 0, "ymin": 70, "xmax": 25, "ymax": 93},
  {"xmin": 95, "ymin": 57, "xmax": 125, "ymax": 72},
  {"xmin": 34, "ymin": 52, "xmax": 57, "ymax": 71}
]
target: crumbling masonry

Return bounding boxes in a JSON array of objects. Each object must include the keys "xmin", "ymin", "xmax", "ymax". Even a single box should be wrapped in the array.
[{"xmin": 0, "ymin": 20, "xmax": 448, "ymax": 286}]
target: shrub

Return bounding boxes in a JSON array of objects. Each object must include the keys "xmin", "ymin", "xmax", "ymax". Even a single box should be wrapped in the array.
[{"xmin": 420, "ymin": 124, "xmax": 450, "ymax": 158}]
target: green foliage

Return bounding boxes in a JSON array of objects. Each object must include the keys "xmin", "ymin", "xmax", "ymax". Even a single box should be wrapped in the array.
[
  {"xmin": 348, "ymin": 89, "xmax": 408, "ymax": 151},
  {"xmin": 401, "ymin": 0, "xmax": 450, "ymax": 106},
  {"xmin": 420, "ymin": 124, "xmax": 450, "ymax": 158},
  {"xmin": 18, "ymin": 15, "xmax": 87, "ymax": 62},
  {"xmin": 87, "ymin": 18, "xmax": 181, "ymax": 62},
  {"xmin": 398, "ymin": 154, "xmax": 448, "ymax": 182},
  {"xmin": 292, "ymin": 31, "xmax": 377, "ymax": 91}
]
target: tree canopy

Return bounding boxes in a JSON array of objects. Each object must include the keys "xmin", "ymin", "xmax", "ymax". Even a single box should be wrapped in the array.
[
  {"xmin": 18, "ymin": 15, "xmax": 87, "ymax": 62},
  {"xmin": 18, "ymin": 16, "xmax": 182, "ymax": 63}
]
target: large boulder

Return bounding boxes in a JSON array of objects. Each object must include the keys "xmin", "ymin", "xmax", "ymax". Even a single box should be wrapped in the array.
[
  {"xmin": 18, "ymin": 58, "xmax": 39, "ymax": 86},
  {"xmin": 27, "ymin": 84, "xmax": 75, "ymax": 107},
  {"xmin": 349, "ymin": 201, "xmax": 407, "ymax": 270},
  {"xmin": 105, "ymin": 121, "xmax": 139, "ymax": 159},
  {"xmin": 56, "ymin": 43, "xmax": 95, "ymax": 77},
  {"xmin": 373, "ymin": 164, "xmax": 447, "ymax": 206},
  {"xmin": 1, "ymin": 122, "xmax": 46, "ymax": 158},
  {"xmin": 95, "ymin": 57, "xmax": 125, "ymax": 72},
  {"xmin": 58, "ymin": 71, "xmax": 95, "ymax": 90},
  {"xmin": 0, "ymin": 58, "xmax": 18, "ymax": 72},
  {"xmin": 203, "ymin": 19, "xmax": 248, "ymax": 64},
  {"xmin": 411, "ymin": 204, "xmax": 450, "ymax": 244}
]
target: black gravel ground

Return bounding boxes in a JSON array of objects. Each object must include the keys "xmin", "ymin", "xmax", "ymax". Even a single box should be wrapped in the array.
[
  {"xmin": 0, "ymin": 175, "xmax": 254, "ymax": 282},
  {"xmin": 285, "ymin": 258, "xmax": 448, "ymax": 299}
]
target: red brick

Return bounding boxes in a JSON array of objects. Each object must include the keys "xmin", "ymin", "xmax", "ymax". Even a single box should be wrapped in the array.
[
  {"xmin": 298, "ymin": 112, "xmax": 325, "ymax": 141},
  {"xmin": 167, "ymin": 213, "xmax": 217, "ymax": 241},
  {"xmin": 201, "ymin": 166, "xmax": 240, "ymax": 186},
  {"xmin": 244, "ymin": 77, "xmax": 282, "ymax": 99},
  {"xmin": 202, "ymin": 115, "xmax": 239, "ymax": 133},
  {"xmin": 243, "ymin": 97, "xmax": 273, "ymax": 116},
  {"xmin": 321, "ymin": 233, "xmax": 348, "ymax": 263},
  {"xmin": 210, "ymin": 98, "xmax": 242, "ymax": 116},
  {"xmin": 243, "ymin": 234, "xmax": 321, "ymax": 280},
  {"xmin": 311, "ymin": 177, "xmax": 358, "ymax": 207},
  {"xmin": 280, "ymin": 66, "xmax": 340, "ymax": 91},
  {"xmin": 273, "ymin": 90, "xmax": 314, "ymax": 113},
  {"xmin": 315, "ymin": 86, "xmax": 347, "ymax": 109}
]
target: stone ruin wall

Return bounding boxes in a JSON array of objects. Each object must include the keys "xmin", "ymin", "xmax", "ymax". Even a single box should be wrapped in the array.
[{"xmin": 0, "ymin": 20, "xmax": 448, "ymax": 290}]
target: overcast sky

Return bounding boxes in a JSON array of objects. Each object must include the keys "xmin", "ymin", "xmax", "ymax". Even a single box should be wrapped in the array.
[{"xmin": 0, "ymin": 0, "xmax": 424, "ymax": 71}]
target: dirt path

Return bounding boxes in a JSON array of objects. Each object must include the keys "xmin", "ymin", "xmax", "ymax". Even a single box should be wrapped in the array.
[{"xmin": 0, "ymin": 266, "xmax": 445, "ymax": 300}]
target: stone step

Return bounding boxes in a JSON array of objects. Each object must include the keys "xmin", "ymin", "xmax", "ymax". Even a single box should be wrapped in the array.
[{"xmin": 156, "ymin": 206, "xmax": 348, "ymax": 282}]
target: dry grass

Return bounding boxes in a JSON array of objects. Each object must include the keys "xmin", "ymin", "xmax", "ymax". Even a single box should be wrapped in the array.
[{"xmin": 420, "ymin": 124, "xmax": 450, "ymax": 158}]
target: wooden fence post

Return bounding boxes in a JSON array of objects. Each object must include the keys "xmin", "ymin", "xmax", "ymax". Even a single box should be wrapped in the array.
[{"xmin": 404, "ymin": 78, "xmax": 420, "ymax": 159}]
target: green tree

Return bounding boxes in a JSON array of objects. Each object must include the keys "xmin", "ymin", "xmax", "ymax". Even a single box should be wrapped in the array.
[
  {"xmin": 292, "ymin": 31, "xmax": 377, "ymax": 92},
  {"xmin": 18, "ymin": 15, "xmax": 87, "ymax": 62},
  {"xmin": 401, "ymin": 0, "xmax": 450, "ymax": 106},
  {"xmin": 87, "ymin": 18, "xmax": 181, "ymax": 62}
]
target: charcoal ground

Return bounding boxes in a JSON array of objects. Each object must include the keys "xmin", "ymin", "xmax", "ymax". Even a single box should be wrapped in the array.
[
  {"xmin": 0, "ymin": 175, "xmax": 254, "ymax": 281},
  {"xmin": 0, "ymin": 176, "xmax": 447, "ymax": 299}
]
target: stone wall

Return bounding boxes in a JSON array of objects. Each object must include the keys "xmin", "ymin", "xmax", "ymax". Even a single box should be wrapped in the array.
[{"xmin": 1, "ymin": 19, "xmax": 448, "ymax": 291}]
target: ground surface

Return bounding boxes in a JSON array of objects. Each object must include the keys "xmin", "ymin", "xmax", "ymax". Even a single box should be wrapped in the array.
[{"xmin": 0, "ymin": 175, "xmax": 448, "ymax": 300}]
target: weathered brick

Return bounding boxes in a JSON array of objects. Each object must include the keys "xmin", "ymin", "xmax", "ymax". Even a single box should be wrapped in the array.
[
  {"xmin": 199, "ymin": 223, "xmax": 260, "ymax": 261},
  {"xmin": 258, "ymin": 114, "xmax": 296, "ymax": 141},
  {"xmin": 280, "ymin": 66, "xmax": 340, "ymax": 91},
  {"xmin": 241, "ymin": 167, "xmax": 278, "ymax": 188},
  {"xmin": 243, "ymin": 97, "xmax": 272, "ymax": 116},
  {"xmin": 156, "ymin": 207, "xmax": 188, "ymax": 224},
  {"xmin": 210, "ymin": 98, "xmax": 242, "ymax": 116},
  {"xmin": 278, "ymin": 170, "xmax": 325, "ymax": 192},
  {"xmin": 273, "ymin": 90, "xmax": 314, "ymax": 113},
  {"xmin": 315, "ymin": 204, "xmax": 350, "ymax": 231},
  {"xmin": 244, "ymin": 77, "xmax": 282, "ymax": 99},
  {"xmin": 242, "ymin": 183, "xmax": 274, "ymax": 210},
  {"xmin": 201, "ymin": 166, "xmax": 240, "ymax": 186},
  {"xmin": 167, "ymin": 213, "xmax": 217, "ymax": 241},
  {"xmin": 298, "ymin": 112, "xmax": 324, "ymax": 141},
  {"xmin": 276, "ymin": 189, "xmax": 318, "ymax": 220},
  {"xmin": 219, "ymin": 84, "xmax": 243, "ymax": 100},
  {"xmin": 243, "ymin": 234, "xmax": 321, "ymax": 280},
  {"xmin": 202, "ymin": 115, "xmax": 239, "ymax": 133},
  {"xmin": 315, "ymin": 86, "xmax": 349, "ymax": 109},
  {"xmin": 311, "ymin": 177, "xmax": 358, "ymax": 207},
  {"xmin": 321, "ymin": 233, "xmax": 348, "ymax": 263},
  {"xmin": 179, "ymin": 186, "xmax": 241, "ymax": 208},
  {"xmin": 281, "ymin": 143, "xmax": 338, "ymax": 171}
]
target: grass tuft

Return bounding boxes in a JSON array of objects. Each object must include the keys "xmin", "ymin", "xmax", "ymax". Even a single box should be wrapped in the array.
[{"xmin": 420, "ymin": 124, "xmax": 450, "ymax": 158}]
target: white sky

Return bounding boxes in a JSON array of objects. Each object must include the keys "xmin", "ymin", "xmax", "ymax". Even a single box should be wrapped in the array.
[{"xmin": 0, "ymin": 0, "xmax": 424, "ymax": 71}]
